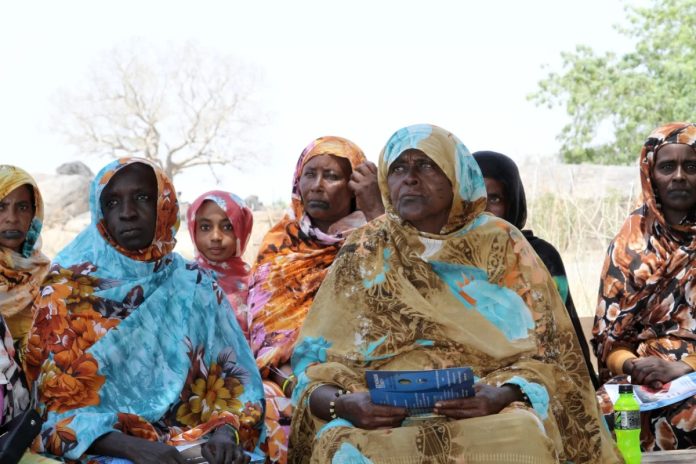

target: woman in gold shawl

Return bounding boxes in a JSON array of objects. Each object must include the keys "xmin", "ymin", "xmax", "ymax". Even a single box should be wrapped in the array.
[
  {"xmin": 0, "ymin": 165, "xmax": 50, "ymax": 351},
  {"xmin": 289, "ymin": 124, "xmax": 619, "ymax": 463}
]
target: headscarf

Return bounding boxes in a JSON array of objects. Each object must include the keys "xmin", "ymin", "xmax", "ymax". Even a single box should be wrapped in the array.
[
  {"xmin": 0, "ymin": 165, "xmax": 50, "ymax": 345},
  {"xmin": 247, "ymin": 136, "xmax": 367, "ymax": 374},
  {"xmin": 25, "ymin": 158, "xmax": 264, "ymax": 461},
  {"xmin": 187, "ymin": 191, "xmax": 254, "ymax": 335},
  {"xmin": 471, "ymin": 151, "xmax": 527, "ymax": 228},
  {"xmin": 593, "ymin": 122, "xmax": 696, "ymax": 371},
  {"xmin": 473, "ymin": 150, "xmax": 599, "ymax": 388},
  {"xmin": 290, "ymin": 124, "xmax": 617, "ymax": 464}
]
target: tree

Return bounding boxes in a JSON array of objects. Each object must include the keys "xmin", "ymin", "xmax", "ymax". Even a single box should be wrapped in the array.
[
  {"xmin": 56, "ymin": 41, "xmax": 260, "ymax": 180},
  {"xmin": 530, "ymin": 0, "xmax": 696, "ymax": 164}
]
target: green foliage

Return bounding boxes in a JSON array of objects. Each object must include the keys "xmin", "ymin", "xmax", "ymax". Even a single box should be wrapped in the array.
[{"xmin": 530, "ymin": 0, "xmax": 696, "ymax": 164}]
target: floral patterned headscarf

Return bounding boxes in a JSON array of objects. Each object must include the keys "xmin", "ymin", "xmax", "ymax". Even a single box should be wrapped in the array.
[
  {"xmin": 378, "ymin": 123, "xmax": 487, "ymax": 234},
  {"xmin": 92, "ymin": 158, "xmax": 179, "ymax": 261},
  {"xmin": 187, "ymin": 191, "xmax": 254, "ymax": 334}
]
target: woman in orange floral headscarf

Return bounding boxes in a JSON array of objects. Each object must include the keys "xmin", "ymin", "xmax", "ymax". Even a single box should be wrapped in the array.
[
  {"xmin": 594, "ymin": 122, "xmax": 696, "ymax": 451},
  {"xmin": 25, "ymin": 158, "xmax": 264, "ymax": 463},
  {"xmin": 246, "ymin": 136, "xmax": 383, "ymax": 463},
  {"xmin": 0, "ymin": 165, "xmax": 50, "ymax": 352}
]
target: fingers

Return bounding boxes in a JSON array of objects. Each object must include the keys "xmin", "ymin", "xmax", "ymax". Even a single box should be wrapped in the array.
[
  {"xmin": 434, "ymin": 398, "xmax": 475, "ymax": 409},
  {"xmin": 350, "ymin": 164, "xmax": 378, "ymax": 184},
  {"xmin": 433, "ymin": 399, "xmax": 484, "ymax": 418},
  {"xmin": 347, "ymin": 178, "xmax": 360, "ymax": 194},
  {"xmin": 354, "ymin": 162, "xmax": 377, "ymax": 176},
  {"xmin": 230, "ymin": 444, "xmax": 249, "ymax": 464},
  {"xmin": 201, "ymin": 444, "xmax": 218, "ymax": 464},
  {"xmin": 369, "ymin": 403, "xmax": 408, "ymax": 417},
  {"xmin": 232, "ymin": 445, "xmax": 250, "ymax": 464}
]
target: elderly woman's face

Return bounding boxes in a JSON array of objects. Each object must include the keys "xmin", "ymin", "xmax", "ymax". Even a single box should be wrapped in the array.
[
  {"xmin": 387, "ymin": 149, "xmax": 453, "ymax": 234},
  {"xmin": 0, "ymin": 184, "xmax": 34, "ymax": 252},
  {"xmin": 298, "ymin": 154, "xmax": 353, "ymax": 232},
  {"xmin": 652, "ymin": 144, "xmax": 696, "ymax": 225},
  {"xmin": 100, "ymin": 163, "xmax": 158, "ymax": 251}
]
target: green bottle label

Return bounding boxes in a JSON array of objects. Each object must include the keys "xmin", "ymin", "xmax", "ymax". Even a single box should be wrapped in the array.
[{"xmin": 615, "ymin": 410, "xmax": 640, "ymax": 430}]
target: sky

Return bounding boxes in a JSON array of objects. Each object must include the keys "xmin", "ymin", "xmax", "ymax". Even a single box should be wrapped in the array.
[{"xmin": 0, "ymin": 0, "xmax": 635, "ymax": 204}]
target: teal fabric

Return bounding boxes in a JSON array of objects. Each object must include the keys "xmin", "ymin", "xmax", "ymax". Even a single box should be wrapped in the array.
[
  {"xmin": 504, "ymin": 375, "xmax": 550, "ymax": 420},
  {"xmin": 429, "ymin": 261, "xmax": 535, "ymax": 341}
]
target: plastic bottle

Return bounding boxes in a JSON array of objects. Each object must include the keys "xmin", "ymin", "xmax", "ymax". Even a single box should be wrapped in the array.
[{"xmin": 614, "ymin": 384, "xmax": 641, "ymax": 464}]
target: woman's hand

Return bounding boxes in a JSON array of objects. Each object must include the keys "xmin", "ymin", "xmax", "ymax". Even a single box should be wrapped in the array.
[
  {"xmin": 201, "ymin": 426, "xmax": 250, "ymax": 464},
  {"xmin": 349, "ymin": 162, "xmax": 385, "ymax": 221},
  {"xmin": 128, "ymin": 441, "xmax": 186, "ymax": 464},
  {"xmin": 626, "ymin": 356, "xmax": 693, "ymax": 389},
  {"xmin": 433, "ymin": 383, "xmax": 523, "ymax": 419},
  {"xmin": 335, "ymin": 392, "xmax": 407, "ymax": 429},
  {"xmin": 88, "ymin": 432, "xmax": 185, "ymax": 464}
]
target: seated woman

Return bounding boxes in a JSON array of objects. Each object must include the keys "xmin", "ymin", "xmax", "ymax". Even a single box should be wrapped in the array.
[
  {"xmin": 24, "ymin": 158, "xmax": 264, "ymax": 464},
  {"xmin": 247, "ymin": 136, "xmax": 383, "ymax": 463},
  {"xmin": 0, "ymin": 165, "xmax": 50, "ymax": 354},
  {"xmin": 289, "ymin": 124, "xmax": 619, "ymax": 464},
  {"xmin": 187, "ymin": 191, "xmax": 254, "ymax": 338},
  {"xmin": 472, "ymin": 151, "xmax": 599, "ymax": 388},
  {"xmin": 593, "ymin": 122, "xmax": 696, "ymax": 451}
]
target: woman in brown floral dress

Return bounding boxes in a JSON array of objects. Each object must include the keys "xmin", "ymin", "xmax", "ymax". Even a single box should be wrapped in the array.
[{"xmin": 593, "ymin": 122, "xmax": 696, "ymax": 451}]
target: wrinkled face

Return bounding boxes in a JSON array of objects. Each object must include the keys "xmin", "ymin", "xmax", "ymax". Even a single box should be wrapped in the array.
[
  {"xmin": 387, "ymin": 149, "xmax": 453, "ymax": 234},
  {"xmin": 652, "ymin": 144, "xmax": 696, "ymax": 223},
  {"xmin": 298, "ymin": 154, "xmax": 353, "ymax": 231},
  {"xmin": 0, "ymin": 184, "xmax": 34, "ymax": 252},
  {"xmin": 194, "ymin": 200, "xmax": 237, "ymax": 262},
  {"xmin": 100, "ymin": 163, "xmax": 158, "ymax": 251},
  {"xmin": 483, "ymin": 177, "xmax": 507, "ymax": 219}
]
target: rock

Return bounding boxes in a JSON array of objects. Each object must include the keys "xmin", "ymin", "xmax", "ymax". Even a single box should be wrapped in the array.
[
  {"xmin": 34, "ymin": 166, "xmax": 92, "ymax": 227},
  {"xmin": 244, "ymin": 195, "xmax": 263, "ymax": 211},
  {"xmin": 56, "ymin": 161, "xmax": 93, "ymax": 177}
]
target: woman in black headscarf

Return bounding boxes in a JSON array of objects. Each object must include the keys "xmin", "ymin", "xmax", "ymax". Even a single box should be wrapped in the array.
[{"xmin": 473, "ymin": 151, "xmax": 599, "ymax": 389}]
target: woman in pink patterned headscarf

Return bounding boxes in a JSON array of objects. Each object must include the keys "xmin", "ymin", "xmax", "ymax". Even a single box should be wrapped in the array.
[{"xmin": 187, "ymin": 190, "xmax": 254, "ymax": 337}]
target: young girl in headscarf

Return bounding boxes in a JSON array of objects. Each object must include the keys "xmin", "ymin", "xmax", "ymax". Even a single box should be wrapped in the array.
[{"xmin": 187, "ymin": 191, "xmax": 254, "ymax": 338}]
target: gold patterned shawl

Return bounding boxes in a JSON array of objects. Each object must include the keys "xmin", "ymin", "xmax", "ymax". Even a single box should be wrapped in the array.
[{"xmin": 289, "ymin": 124, "xmax": 619, "ymax": 463}]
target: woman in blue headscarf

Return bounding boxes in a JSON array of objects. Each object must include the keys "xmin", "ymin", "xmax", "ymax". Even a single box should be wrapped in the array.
[{"xmin": 25, "ymin": 158, "xmax": 264, "ymax": 464}]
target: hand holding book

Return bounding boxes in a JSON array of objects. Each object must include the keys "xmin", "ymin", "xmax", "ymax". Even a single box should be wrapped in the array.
[
  {"xmin": 335, "ymin": 392, "xmax": 408, "ymax": 429},
  {"xmin": 432, "ymin": 383, "xmax": 525, "ymax": 419}
]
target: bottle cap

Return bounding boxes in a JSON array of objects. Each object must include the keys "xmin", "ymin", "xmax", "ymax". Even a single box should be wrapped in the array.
[{"xmin": 619, "ymin": 384, "xmax": 634, "ymax": 394}]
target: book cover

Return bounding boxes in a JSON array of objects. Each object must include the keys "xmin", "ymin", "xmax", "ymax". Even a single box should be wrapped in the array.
[{"xmin": 366, "ymin": 367, "xmax": 475, "ymax": 413}]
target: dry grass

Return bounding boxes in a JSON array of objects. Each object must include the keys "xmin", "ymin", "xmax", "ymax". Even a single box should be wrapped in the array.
[{"xmin": 525, "ymin": 189, "xmax": 640, "ymax": 317}]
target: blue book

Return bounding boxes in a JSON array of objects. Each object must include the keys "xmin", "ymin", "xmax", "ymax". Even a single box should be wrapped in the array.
[{"xmin": 366, "ymin": 367, "xmax": 475, "ymax": 414}]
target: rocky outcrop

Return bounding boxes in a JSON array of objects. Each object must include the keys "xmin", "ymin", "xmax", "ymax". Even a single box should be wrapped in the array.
[{"xmin": 34, "ymin": 162, "xmax": 93, "ymax": 227}]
